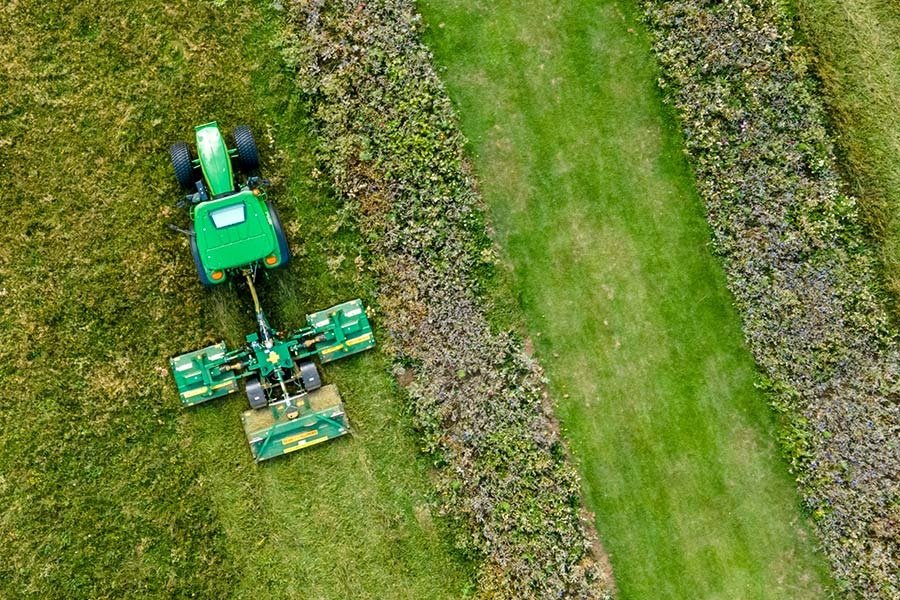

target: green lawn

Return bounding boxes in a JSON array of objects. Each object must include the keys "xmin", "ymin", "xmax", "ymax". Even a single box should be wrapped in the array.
[
  {"xmin": 791, "ymin": 0, "xmax": 900, "ymax": 310},
  {"xmin": 0, "ymin": 1, "xmax": 471, "ymax": 598},
  {"xmin": 419, "ymin": 0, "xmax": 834, "ymax": 597}
]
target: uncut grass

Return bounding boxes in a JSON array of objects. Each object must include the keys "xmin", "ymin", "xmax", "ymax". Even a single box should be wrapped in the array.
[
  {"xmin": 419, "ymin": 0, "xmax": 834, "ymax": 598},
  {"xmin": 0, "ymin": 1, "xmax": 470, "ymax": 598},
  {"xmin": 791, "ymin": 0, "xmax": 900, "ymax": 313}
]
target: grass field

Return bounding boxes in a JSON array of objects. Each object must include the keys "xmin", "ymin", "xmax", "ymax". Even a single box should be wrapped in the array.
[
  {"xmin": 419, "ymin": 0, "xmax": 835, "ymax": 597},
  {"xmin": 791, "ymin": 0, "xmax": 900, "ymax": 310},
  {"xmin": 0, "ymin": 1, "xmax": 472, "ymax": 598}
]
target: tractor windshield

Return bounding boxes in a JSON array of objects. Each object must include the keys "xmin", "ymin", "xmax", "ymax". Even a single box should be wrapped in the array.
[{"xmin": 209, "ymin": 203, "xmax": 246, "ymax": 228}]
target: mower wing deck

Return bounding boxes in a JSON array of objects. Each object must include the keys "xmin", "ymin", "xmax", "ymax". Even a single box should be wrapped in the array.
[{"xmin": 170, "ymin": 342, "xmax": 240, "ymax": 406}]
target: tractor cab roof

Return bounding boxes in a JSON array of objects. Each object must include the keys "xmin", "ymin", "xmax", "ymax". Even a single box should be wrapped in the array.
[{"xmin": 193, "ymin": 190, "xmax": 277, "ymax": 271}]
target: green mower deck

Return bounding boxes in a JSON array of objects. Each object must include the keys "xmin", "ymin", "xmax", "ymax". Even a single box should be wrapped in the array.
[
  {"xmin": 169, "ymin": 289, "xmax": 375, "ymax": 462},
  {"xmin": 241, "ymin": 385, "xmax": 348, "ymax": 461}
]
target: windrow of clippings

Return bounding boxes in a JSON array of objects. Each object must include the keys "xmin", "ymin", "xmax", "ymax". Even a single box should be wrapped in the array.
[
  {"xmin": 281, "ymin": 1, "xmax": 614, "ymax": 597},
  {"xmin": 643, "ymin": 1, "xmax": 899, "ymax": 596}
]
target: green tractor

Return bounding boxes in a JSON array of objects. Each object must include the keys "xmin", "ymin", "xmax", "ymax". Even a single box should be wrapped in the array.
[
  {"xmin": 167, "ymin": 122, "xmax": 375, "ymax": 461},
  {"xmin": 169, "ymin": 121, "xmax": 288, "ymax": 286}
]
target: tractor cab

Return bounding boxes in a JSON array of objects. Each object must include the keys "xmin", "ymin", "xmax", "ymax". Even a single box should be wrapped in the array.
[{"xmin": 191, "ymin": 191, "xmax": 286, "ymax": 283}]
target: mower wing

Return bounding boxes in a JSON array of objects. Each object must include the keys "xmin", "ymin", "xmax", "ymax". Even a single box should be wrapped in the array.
[
  {"xmin": 302, "ymin": 299, "xmax": 376, "ymax": 363},
  {"xmin": 169, "ymin": 342, "xmax": 242, "ymax": 407}
]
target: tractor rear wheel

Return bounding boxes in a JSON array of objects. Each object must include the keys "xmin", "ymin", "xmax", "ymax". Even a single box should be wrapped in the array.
[
  {"xmin": 189, "ymin": 226, "xmax": 214, "ymax": 288},
  {"xmin": 245, "ymin": 377, "xmax": 267, "ymax": 409},
  {"xmin": 266, "ymin": 202, "xmax": 291, "ymax": 267},
  {"xmin": 169, "ymin": 141, "xmax": 195, "ymax": 190},
  {"xmin": 233, "ymin": 125, "xmax": 259, "ymax": 173}
]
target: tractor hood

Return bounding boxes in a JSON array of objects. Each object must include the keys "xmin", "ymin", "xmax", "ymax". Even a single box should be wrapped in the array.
[
  {"xmin": 195, "ymin": 122, "xmax": 234, "ymax": 196},
  {"xmin": 193, "ymin": 191, "xmax": 277, "ymax": 271}
]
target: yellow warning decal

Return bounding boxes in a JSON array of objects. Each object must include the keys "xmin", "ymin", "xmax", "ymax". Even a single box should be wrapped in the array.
[
  {"xmin": 282, "ymin": 436, "xmax": 330, "ymax": 454},
  {"xmin": 182, "ymin": 386, "xmax": 208, "ymax": 399},
  {"xmin": 282, "ymin": 430, "xmax": 319, "ymax": 445},
  {"xmin": 320, "ymin": 333, "xmax": 372, "ymax": 355},
  {"xmin": 346, "ymin": 333, "xmax": 372, "ymax": 347}
]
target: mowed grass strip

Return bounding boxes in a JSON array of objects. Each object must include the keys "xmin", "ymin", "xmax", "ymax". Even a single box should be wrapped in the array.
[
  {"xmin": 0, "ymin": 1, "xmax": 470, "ymax": 598},
  {"xmin": 791, "ymin": 0, "xmax": 900, "ymax": 309},
  {"xmin": 419, "ymin": 0, "xmax": 834, "ymax": 598}
]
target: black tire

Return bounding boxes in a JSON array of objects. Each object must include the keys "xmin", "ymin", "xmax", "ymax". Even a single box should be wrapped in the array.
[
  {"xmin": 298, "ymin": 362, "xmax": 322, "ymax": 392},
  {"xmin": 245, "ymin": 376, "xmax": 267, "ymax": 409},
  {"xmin": 266, "ymin": 201, "xmax": 291, "ymax": 267},
  {"xmin": 169, "ymin": 141, "xmax": 195, "ymax": 190},
  {"xmin": 233, "ymin": 125, "xmax": 259, "ymax": 173},
  {"xmin": 189, "ymin": 226, "xmax": 214, "ymax": 288}
]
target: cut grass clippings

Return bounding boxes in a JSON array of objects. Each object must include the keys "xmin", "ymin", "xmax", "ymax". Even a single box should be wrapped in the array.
[
  {"xmin": 419, "ymin": 0, "xmax": 835, "ymax": 598},
  {"xmin": 0, "ymin": 1, "xmax": 472, "ymax": 598}
]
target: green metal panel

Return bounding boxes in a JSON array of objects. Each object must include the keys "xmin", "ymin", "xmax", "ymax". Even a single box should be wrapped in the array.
[
  {"xmin": 241, "ymin": 385, "xmax": 350, "ymax": 462},
  {"xmin": 305, "ymin": 299, "xmax": 376, "ymax": 363},
  {"xmin": 194, "ymin": 122, "xmax": 234, "ymax": 196},
  {"xmin": 193, "ymin": 191, "xmax": 277, "ymax": 271},
  {"xmin": 169, "ymin": 342, "xmax": 239, "ymax": 406},
  {"xmin": 244, "ymin": 332, "xmax": 295, "ymax": 378}
]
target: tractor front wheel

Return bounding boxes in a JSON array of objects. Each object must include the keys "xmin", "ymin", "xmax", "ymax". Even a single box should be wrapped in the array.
[
  {"xmin": 169, "ymin": 141, "xmax": 195, "ymax": 190},
  {"xmin": 189, "ymin": 226, "xmax": 214, "ymax": 288},
  {"xmin": 266, "ymin": 202, "xmax": 291, "ymax": 267},
  {"xmin": 233, "ymin": 125, "xmax": 260, "ymax": 174}
]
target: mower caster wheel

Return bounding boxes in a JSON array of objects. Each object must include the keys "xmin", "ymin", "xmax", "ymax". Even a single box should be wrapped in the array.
[
  {"xmin": 233, "ymin": 125, "xmax": 259, "ymax": 174},
  {"xmin": 169, "ymin": 141, "xmax": 195, "ymax": 190},
  {"xmin": 299, "ymin": 362, "xmax": 322, "ymax": 392},
  {"xmin": 245, "ymin": 376, "xmax": 267, "ymax": 410}
]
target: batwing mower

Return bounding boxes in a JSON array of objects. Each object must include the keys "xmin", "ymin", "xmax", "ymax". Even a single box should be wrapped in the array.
[{"xmin": 167, "ymin": 122, "xmax": 375, "ymax": 461}]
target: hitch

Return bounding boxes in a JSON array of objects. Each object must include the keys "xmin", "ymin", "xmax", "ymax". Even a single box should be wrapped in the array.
[{"xmin": 167, "ymin": 223, "xmax": 192, "ymax": 237}]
